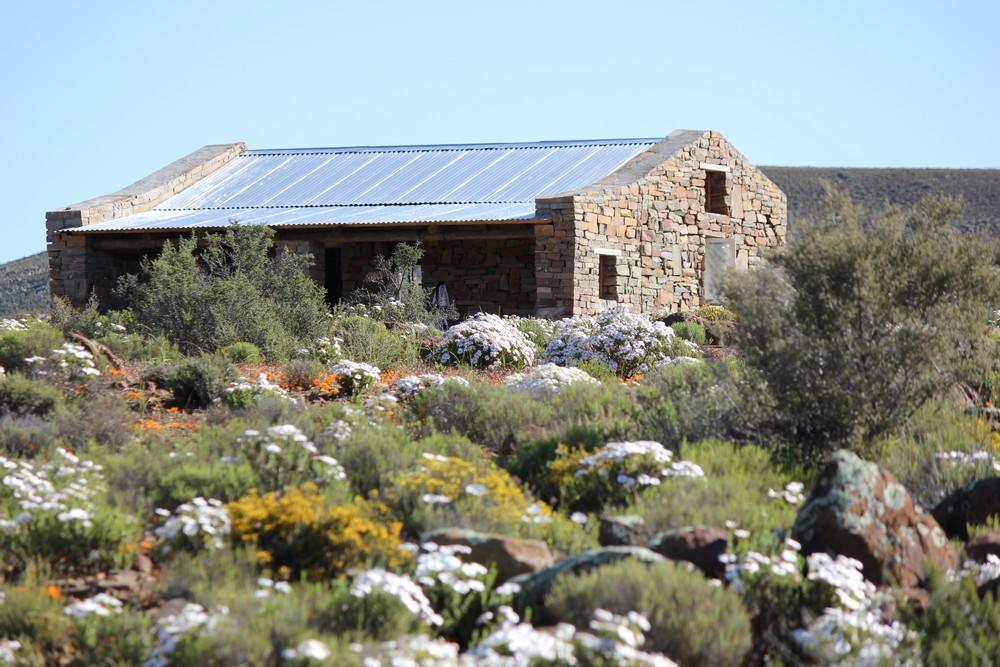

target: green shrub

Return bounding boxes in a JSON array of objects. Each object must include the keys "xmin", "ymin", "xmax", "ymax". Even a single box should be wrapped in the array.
[
  {"xmin": 1, "ymin": 503, "xmax": 138, "ymax": 576},
  {"xmin": 543, "ymin": 558, "xmax": 752, "ymax": 667},
  {"xmin": 910, "ymin": 572, "xmax": 1000, "ymax": 665},
  {"xmin": 282, "ymin": 358, "xmax": 323, "ymax": 390},
  {"xmin": 0, "ymin": 321, "xmax": 64, "ymax": 373},
  {"xmin": 545, "ymin": 381, "xmax": 641, "ymax": 440},
  {"xmin": 873, "ymin": 400, "xmax": 997, "ymax": 509},
  {"xmin": 334, "ymin": 316, "xmax": 420, "ymax": 368},
  {"xmin": 218, "ymin": 341, "xmax": 263, "ymax": 364},
  {"xmin": 0, "ymin": 414, "xmax": 57, "ymax": 458},
  {"xmin": 54, "ymin": 393, "xmax": 134, "ymax": 450},
  {"xmin": 158, "ymin": 355, "xmax": 236, "ymax": 408},
  {"xmin": 70, "ymin": 607, "xmax": 152, "ymax": 667},
  {"xmin": 335, "ymin": 423, "xmax": 480, "ymax": 498},
  {"xmin": 347, "ymin": 242, "xmax": 454, "ymax": 325},
  {"xmin": 636, "ymin": 359, "xmax": 772, "ymax": 449},
  {"xmin": 312, "ymin": 581, "xmax": 424, "ymax": 641},
  {"xmin": 572, "ymin": 359, "xmax": 618, "ymax": 383},
  {"xmin": 116, "ymin": 224, "xmax": 329, "ymax": 359},
  {"xmin": 410, "ymin": 380, "xmax": 551, "ymax": 453},
  {"xmin": 626, "ymin": 440, "xmax": 807, "ymax": 551},
  {"xmin": 152, "ymin": 461, "xmax": 260, "ymax": 510},
  {"xmin": 0, "ymin": 582, "xmax": 69, "ymax": 655},
  {"xmin": 670, "ymin": 321, "xmax": 707, "ymax": 345},
  {"xmin": 0, "ymin": 374, "xmax": 64, "ymax": 417},
  {"xmin": 724, "ymin": 191, "xmax": 1000, "ymax": 461}
]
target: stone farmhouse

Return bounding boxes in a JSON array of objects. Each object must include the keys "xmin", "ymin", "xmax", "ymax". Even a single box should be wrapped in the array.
[{"xmin": 46, "ymin": 130, "xmax": 786, "ymax": 317}]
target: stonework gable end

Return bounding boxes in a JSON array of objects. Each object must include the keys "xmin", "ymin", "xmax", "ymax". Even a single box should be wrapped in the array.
[
  {"xmin": 532, "ymin": 130, "xmax": 787, "ymax": 317},
  {"xmin": 46, "ymin": 143, "xmax": 246, "ymax": 305}
]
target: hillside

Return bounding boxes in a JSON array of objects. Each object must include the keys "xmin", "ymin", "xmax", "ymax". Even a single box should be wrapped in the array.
[
  {"xmin": 0, "ymin": 251, "xmax": 47, "ymax": 316},
  {"xmin": 760, "ymin": 166, "xmax": 1000, "ymax": 235},
  {"xmin": 1, "ymin": 167, "xmax": 997, "ymax": 317}
]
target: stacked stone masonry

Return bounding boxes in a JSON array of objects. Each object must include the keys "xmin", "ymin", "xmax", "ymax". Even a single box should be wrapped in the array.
[{"xmin": 535, "ymin": 130, "xmax": 786, "ymax": 316}]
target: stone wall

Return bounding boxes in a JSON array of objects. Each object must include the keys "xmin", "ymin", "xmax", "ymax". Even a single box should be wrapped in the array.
[
  {"xmin": 46, "ymin": 143, "xmax": 245, "ymax": 305},
  {"xmin": 534, "ymin": 130, "xmax": 786, "ymax": 316},
  {"xmin": 338, "ymin": 238, "xmax": 535, "ymax": 316}
]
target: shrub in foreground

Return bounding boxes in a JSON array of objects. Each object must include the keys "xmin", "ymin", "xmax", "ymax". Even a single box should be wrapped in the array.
[
  {"xmin": 543, "ymin": 558, "xmax": 752, "ymax": 667},
  {"xmin": 158, "ymin": 355, "xmax": 235, "ymax": 408},
  {"xmin": 0, "ymin": 374, "xmax": 64, "ymax": 417},
  {"xmin": 0, "ymin": 320, "xmax": 65, "ymax": 373}
]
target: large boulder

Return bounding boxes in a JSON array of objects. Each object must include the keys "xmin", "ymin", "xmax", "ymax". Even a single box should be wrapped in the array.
[
  {"xmin": 421, "ymin": 528, "xmax": 554, "ymax": 583},
  {"xmin": 792, "ymin": 450, "xmax": 956, "ymax": 587},
  {"xmin": 647, "ymin": 526, "xmax": 728, "ymax": 578},
  {"xmin": 508, "ymin": 546, "xmax": 665, "ymax": 622},
  {"xmin": 932, "ymin": 477, "xmax": 1000, "ymax": 541}
]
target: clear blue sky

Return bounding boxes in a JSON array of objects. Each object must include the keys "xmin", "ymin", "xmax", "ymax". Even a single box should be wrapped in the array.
[{"xmin": 1, "ymin": 0, "xmax": 998, "ymax": 264}]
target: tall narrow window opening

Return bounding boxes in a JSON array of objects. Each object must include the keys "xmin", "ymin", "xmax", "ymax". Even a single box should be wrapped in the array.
[
  {"xmin": 705, "ymin": 170, "xmax": 729, "ymax": 215},
  {"xmin": 599, "ymin": 254, "xmax": 618, "ymax": 300}
]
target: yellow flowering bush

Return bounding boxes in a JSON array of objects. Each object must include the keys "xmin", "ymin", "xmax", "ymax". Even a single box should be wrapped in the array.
[
  {"xmin": 227, "ymin": 484, "xmax": 407, "ymax": 580},
  {"xmin": 382, "ymin": 453, "xmax": 554, "ymax": 535}
]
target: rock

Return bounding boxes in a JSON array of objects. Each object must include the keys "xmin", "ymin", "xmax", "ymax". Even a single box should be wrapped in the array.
[
  {"xmin": 647, "ymin": 526, "xmax": 727, "ymax": 578},
  {"xmin": 598, "ymin": 515, "xmax": 649, "ymax": 546},
  {"xmin": 508, "ymin": 546, "xmax": 665, "ymax": 622},
  {"xmin": 421, "ymin": 528, "xmax": 554, "ymax": 583},
  {"xmin": 932, "ymin": 477, "xmax": 1000, "ymax": 541},
  {"xmin": 792, "ymin": 449, "xmax": 956, "ymax": 587},
  {"xmin": 966, "ymin": 533, "xmax": 1000, "ymax": 563}
]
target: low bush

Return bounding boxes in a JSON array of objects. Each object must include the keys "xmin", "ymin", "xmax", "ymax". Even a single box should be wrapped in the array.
[
  {"xmin": 282, "ymin": 358, "xmax": 323, "ymax": 391},
  {"xmin": 0, "ymin": 582, "xmax": 70, "ymax": 656},
  {"xmin": 0, "ymin": 320, "xmax": 65, "ymax": 373},
  {"xmin": 909, "ymin": 572, "xmax": 1000, "ymax": 665},
  {"xmin": 336, "ymin": 424, "xmax": 430, "ymax": 498},
  {"xmin": 410, "ymin": 380, "xmax": 550, "ymax": 453},
  {"xmin": 69, "ymin": 603, "xmax": 153, "ymax": 667},
  {"xmin": 227, "ymin": 484, "xmax": 407, "ymax": 580},
  {"xmin": 543, "ymin": 558, "xmax": 752, "ymax": 667},
  {"xmin": 152, "ymin": 461, "xmax": 259, "ymax": 511},
  {"xmin": 380, "ymin": 453, "xmax": 552, "ymax": 538},
  {"xmin": 218, "ymin": 341, "xmax": 263, "ymax": 364},
  {"xmin": 0, "ymin": 374, "xmax": 64, "ymax": 417},
  {"xmin": 335, "ymin": 316, "xmax": 420, "ymax": 369},
  {"xmin": 625, "ymin": 440, "xmax": 807, "ymax": 551},
  {"xmin": 158, "ymin": 355, "xmax": 236, "ymax": 408},
  {"xmin": 636, "ymin": 359, "xmax": 772, "ymax": 449},
  {"xmin": 0, "ymin": 414, "xmax": 57, "ymax": 458},
  {"xmin": 670, "ymin": 321, "xmax": 707, "ymax": 345},
  {"xmin": 54, "ymin": 393, "xmax": 134, "ymax": 450},
  {"xmin": 432, "ymin": 313, "xmax": 535, "ymax": 370},
  {"xmin": 874, "ymin": 400, "xmax": 998, "ymax": 509}
]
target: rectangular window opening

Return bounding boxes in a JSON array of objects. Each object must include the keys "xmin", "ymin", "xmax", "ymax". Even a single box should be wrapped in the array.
[
  {"xmin": 703, "ymin": 237, "xmax": 736, "ymax": 302},
  {"xmin": 599, "ymin": 254, "xmax": 618, "ymax": 300},
  {"xmin": 705, "ymin": 170, "xmax": 729, "ymax": 215}
]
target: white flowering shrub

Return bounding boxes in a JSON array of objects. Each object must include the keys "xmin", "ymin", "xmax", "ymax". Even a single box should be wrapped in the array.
[
  {"xmin": 504, "ymin": 363, "xmax": 598, "ymax": 400},
  {"xmin": 239, "ymin": 424, "xmax": 347, "ymax": 492},
  {"xmin": 466, "ymin": 606, "xmax": 678, "ymax": 666},
  {"xmin": 26, "ymin": 343, "xmax": 101, "ymax": 380},
  {"xmin": 63, "ymin": 593, "xmax": 124, "ymax": 618},
  {"xmin": 503, "ymin": 315, "xmax": 559, "ymax": 348},
  {"xmin": 154, "ymin": 497, "xmax": 231, "ymax": 554},
  {"xmin": 566, "ymin": 440, "xmax": 705, "ymax": 510},
  {"xmin": 144, "ymin": 602, "xmax": 228, "ymax": 667},
  {"xmin": 221, "ymin": 372, "xmax": 296, "ymax": 409},
  {"xmin": 0, "ymin": 448, "xmax": 135, "ymax": 573},
  {"xmin": 433, "ymin": 313, "xmax": 535, "ymax": 370},
  {"xmin": 0, "ymin": 319, "xmax": 26, "ymax": 332},
  {"xmin": 328, "ymin": 359, "xmax": 381, "ymax": 395},
  {"xmin": 545, "ymin": 307, "xmax": 694, "ymax": 377},
  {"xmin": 281, "ymin": 638, "xmax": 332, "ymax": 663},
  {"xmin": 350, "ymin": 568, "xmax": 444, "ymax": 627},
  {"xmin": 394, "ymin": 373, "xmax": 469, "ymax": 397},
  {"xmin": 791, "ymin": 553, "xmax": 919, "ymax": 665},
  {"xmin": 298, "ymin": 335, "xmax": 343, "ymax": 365}
]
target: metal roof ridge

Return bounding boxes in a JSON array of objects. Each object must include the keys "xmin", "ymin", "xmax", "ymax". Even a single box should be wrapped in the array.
[
  {"xmin": 244, "ymin": 137, "xmax": 661, "ymax": 156},
  {"xmin": 153, "ymin": 200, "xmax": 537, "ymax": 211}
]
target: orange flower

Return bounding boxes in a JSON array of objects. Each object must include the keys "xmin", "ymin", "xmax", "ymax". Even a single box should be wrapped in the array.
[
  {"xmin": 126, "ymin": 390, "xmax": 144, "ymax": 400},
  {"xmin": 140, "ymin": 419, "xmax": 164, "ymax": 431},
  {"xmin": 109, "ymin": 368, "xmax": 128, "ymax": 377},
  {"xmin": 167, "ymin": 406, "xmax": 181, "ymax": 414},
  {"xmin": 45, "ymin": 584, "xmax": 62, "ymax": 599}
]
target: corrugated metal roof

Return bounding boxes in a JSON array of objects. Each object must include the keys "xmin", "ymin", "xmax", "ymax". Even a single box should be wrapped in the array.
[{"xmin": 73, "ymin": 138, "xmax": 659, "ymax": 233}]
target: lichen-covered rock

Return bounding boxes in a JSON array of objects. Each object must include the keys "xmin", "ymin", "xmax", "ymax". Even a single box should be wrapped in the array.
[
  {"xmin": 421, "ymin": 528, "xmax": 554, "ymax": 583},
  {"xmin": 647, "ymin": 526, "xmax": 728, "ymax": 578},
  {"xmin": 792, "ymin": 449, "xmax": 956, "ymax": 587},
  {"xmin": 931, "ymin": 477, "xmax": 1000, "ymax": 541},
  {"xmin": 509, "ymin": 546, "xmax": 665, "ymax": 621},
  {"xmin": 598, "ymin": 515, "xmax": 649, "ymax": 547}
]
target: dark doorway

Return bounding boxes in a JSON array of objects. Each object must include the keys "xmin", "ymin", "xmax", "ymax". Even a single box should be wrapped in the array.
[{"xmin": 324, "ymin": 248, "xmax": 343, "ymax": 305}]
